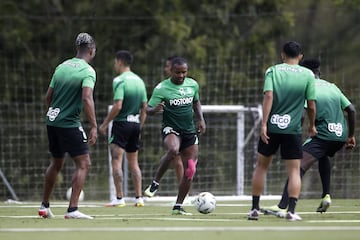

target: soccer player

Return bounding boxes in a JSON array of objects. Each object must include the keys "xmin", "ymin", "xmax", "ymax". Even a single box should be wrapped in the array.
[
  {"xmin": 38, "ymin": 32, "xmax": 97, "ymax": 219},
  {"xmin": 99, "ymin": 50, "xmax": 147, "ymax": 207},
  {"xmin": 247, "ymin": 41, "xmax": 317, "ymax": 221},
  {"xmin": 261, "ymin": 58, "xmax": 356, "ymax": 217},
  {"xmin": 144, "ymin": 57, "xmax": 206, "ymax": 215},
  {"xmin": 163, "ymin": 56, "xmax": 184, "ymax": 183}
]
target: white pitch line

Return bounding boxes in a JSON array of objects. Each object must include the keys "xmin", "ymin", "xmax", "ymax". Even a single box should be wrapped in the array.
[{"xmin": 1, "ymin": 226, "xmax": 360, "ymax": 232}]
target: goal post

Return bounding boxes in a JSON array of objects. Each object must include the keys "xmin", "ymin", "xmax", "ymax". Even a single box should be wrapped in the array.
[
  {"xmin": 107, "ymin": 105, "xmax": 262, "ymax": 200},
  {"xmin": 201, "ymin": 105, "xmax": 262, "ymax": 196}
]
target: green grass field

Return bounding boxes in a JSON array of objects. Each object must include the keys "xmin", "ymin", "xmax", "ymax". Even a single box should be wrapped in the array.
[{"xmin": 1, "ymin": 199, "xmax": 359, "ymax": 240}]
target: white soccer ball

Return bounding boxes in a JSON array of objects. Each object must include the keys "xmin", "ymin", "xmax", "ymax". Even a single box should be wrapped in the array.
[
  {"xmin": 66, "ymin": 187, "xmax": 84, "ymax": 201},
  {"xmin": 194, "ymin": 192, "xmax": 216, "ymax": 214}
]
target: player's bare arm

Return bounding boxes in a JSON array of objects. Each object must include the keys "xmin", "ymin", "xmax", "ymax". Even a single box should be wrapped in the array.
[
  {"xmin": 344, "ymin": 104, "xmax": 356, "ymax": 149},
  {"xmin": 99, "ymin": 100, "xmax": 123, "ymax": 135},
  {"xmin": 306, "ymin": 99, "xmax": 317, "ymax": 137},
  {"xmin": 45, "ymin": 87, "xmax": 54, "ymax": 109},
  {"xmin": 261, "ymin": 91, "xmax": 273, "ymax": 144},
  {"xmin": 146, "ymin": 102, "xmax": 165, "ymax": 116},
  {"xmin": 140, "ymin": 102, "xmax": 147, "ymax": 129},
  {"xmin": 193, "ymin": 100, "xmax": 206, "ymax": 135},
  {"xmin": 82, "ymin": 86, "xmax": 97, "ymax": 145}
]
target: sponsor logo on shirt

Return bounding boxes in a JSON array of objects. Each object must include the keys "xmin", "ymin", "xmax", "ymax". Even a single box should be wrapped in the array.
[
  {"xmin": 328, "ymin": 123, "xmax": 343, "ymax": 137},
  {"xmin": 169, "ymin": 97, "xmax": 193, "ymax": 106},
  {"xmin": 47, "ymin": 107, "xmax": 60, "ymax": 121},
  {"xmin": 270, "ymin": 114, "xmax": 291, "ymax": 129},
  {"xmin": 127, "ymin": 114, "xmax": 140, "ymax": 123}
]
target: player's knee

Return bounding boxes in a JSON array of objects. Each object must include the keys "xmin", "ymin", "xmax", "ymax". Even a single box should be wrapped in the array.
[
  {"xmin": 166, "ymin": 148, "xmax": 179, "ymax": 159},
  {"xmin": 185, "ymin": 159, "xmax": 197, "ymax": 180}
]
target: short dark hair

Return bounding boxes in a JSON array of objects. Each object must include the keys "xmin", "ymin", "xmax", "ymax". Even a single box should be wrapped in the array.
[
  {"xmin": 171, "ymin": 57, "xmax": 187, "ymax": 68},
  {"xmin": 300, "ymin": 58, "xmax": 321, "ymax": 76},
  {"xmin": 166, "ymin": 55, "xmax": 179, "ymax": 62},
  {"xmin": 283, "ymin": 41, "xmax": 302, "ymax": 58},
  {"xmin": 115, "ymin": 50, "xmax": 133, "ymax": 66}
]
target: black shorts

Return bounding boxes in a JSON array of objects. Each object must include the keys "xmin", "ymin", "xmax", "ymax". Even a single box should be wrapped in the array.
[
  {"xmin": 110, "ymin": 121, "xmax": 140, "ymax": 152},
  {"xmin": 258, "ymin": 133, "xmax": 303, "ymax": 159},
  {"xmin": 302, "ymin": 136, "xmax": 345, "ymax": 159},
  {"xmin": 47, "ymin": 125, "xmax": 89, "ymax": 158},
  {"xmin": 162, "ymin": 127, "xmax": 198, "ymax": 152}
]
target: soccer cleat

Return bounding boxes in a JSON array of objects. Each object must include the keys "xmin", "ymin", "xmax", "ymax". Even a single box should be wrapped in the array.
[
  {"xmin": 134, "ymin": 197, "xmax": 144, "ymax": 207},
  {"xmin": 171, "ymin": 207, "xmax": 192, "ymax": 215},
  {"xmin": 144, "ymin": 182, "xmax": 159, "ymax": 198},
  {"xmin": 64, "ymin": 210, "xmax": 93, "ymax": 219},
  {"xmin": 260, "ymin": 205, "xmax": 287, "ymax": 218},
  {"xmin": 285, "ymin": 211, "xmax": 302, "ymax": 221},
  {"xmin": 105, "ymin": 198, "xmax": 126, "ymax": 207},
  {"xmin": 38, "ymin": 204, "xmax": 55, "ymax": 219},
  {"xmin": 316, "ymin": 194, "xmax": 331, "ymax": 213},
  {"xmin": 247, "ymin": 209, "xmax": 260, "ymax": 221}
]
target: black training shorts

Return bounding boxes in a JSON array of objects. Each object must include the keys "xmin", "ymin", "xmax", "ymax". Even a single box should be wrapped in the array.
[
  {"xmin": 47, "ymin": 125, "xmax": 89, "ymax": 158},
  {"xmin": 110, "ymin": 121, "xmax": 141, "ymax": 152},
  {"xmin": 162, "ymin": 126, "xmax": 199, "ymax": 152},
  {"xmin": 302, "ymin": 136, "xmax": 345, "ymax": 159},
  {"xmin": 258, "ymin": 133, "xmax": 303, "ymax": 159}
]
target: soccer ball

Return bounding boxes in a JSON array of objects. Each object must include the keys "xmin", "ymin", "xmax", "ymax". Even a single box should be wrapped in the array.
[
  {"xmin": 66, "ymin": 187, "xmax": 84, "ymax": 201},
  {"xmin": 194, "ymin": 192, "xmax": 216, "ymax": 214}
]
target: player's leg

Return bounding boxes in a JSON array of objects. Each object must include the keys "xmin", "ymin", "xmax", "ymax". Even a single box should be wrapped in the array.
[
  {"xmin": 154, "ymin": 134, "xmax": 181, "ymax": 181},
  {"xmin": 319, "ymin": 156, "xmax": 331, "ymax": 197},
  {"xmin": 172, "ymin": 155, "xmax": 184, "ymax": 183},
  {"xmin": 106, "ymin": 143, "xmax": 126, "ymax": 206},
  {"xmin": 39, "ymin": 126, "xmax": 65, "ymax": 218},
  {"xmin": 317, "ymin": 156, "xmax": 332, "ymax": 212},
  {"xmin": 69, "ymin": 153, "xmax": 91, "ymax": 208},
  {"xmin": 144, "ymin": 133, "xmax": 180, "ymax": 197},
  {"xmin": 39, "ymin": 156, "xmax": 65, "ymax": 218},
  {"xmin": 281, "ymin": 134, "xmax": 303, "ymax": 221},
  {"xmin": 42, "ymin": 157, "xmax": 65, "ymax": 205},
  {"xmin": 251, "ymin": 153, "xmax": 273, "ymax": 206},
  {"xmin": 63, "ymin": 152, "xmax": 93, "ymax": 219},
  {"xmin": 172, "ymin": 143, "xmax": 198, "ymax": 215},
  {"xmin": 126, "ymin": 151, "xmax": 144, "ymax": 206},
  {"xmin": 249, "ymin": 134, "xmax": 278, "ymax": 220},
  {"xmin": 277, "ymin": 151, "xmax": 317, "ymax": 209}
]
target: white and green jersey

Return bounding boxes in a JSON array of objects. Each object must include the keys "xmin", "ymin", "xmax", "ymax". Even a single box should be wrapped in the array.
[
  {"xmin": 307, "ymin": 79, "xmax": 351, "ymax": 142},
  {"xmin": 112, "ymin": 71, "xmax": 147, "ymax": 123},
  {"xmin": 264, "ymin": 63, "xmax": 316, "ymax": 134},
  {"xmin": 148, "ymin": 77, "xmax": 199, "ymax": 134},
  {"xmin": 46, "ymin": 58, "xmax": 96, "ymax": 128}
]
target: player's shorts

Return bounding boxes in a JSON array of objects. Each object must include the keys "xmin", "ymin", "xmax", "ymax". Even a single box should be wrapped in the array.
[
  {"xmin": 162, "ymin": 126, "xmax": 199, "ymax": 152},
  {"xmin": 258, "ymin": 133, "xmax": 302, "ymax": 159},
  {"xmin": 47, "ymin": 125, "xmax": 89, "ymax": 158},
  {"xmin": 110, "ymin": 121, "xmax": 140, "ymax": 152},
  {"xmin": 302, "ymin": 136, "xmax": 345, "ymax": 159}
]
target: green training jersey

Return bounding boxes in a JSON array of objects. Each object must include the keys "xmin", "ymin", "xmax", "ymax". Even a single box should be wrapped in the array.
[
  {"xmin": 307, "ymin": 78, "xmax": 351, "ymax": 142},
  {"xmin": 264, "ymin": 63, "xmax": 316, "ymax": 134},
  {"xmin": 112, "ymin": 71, "xmax": 147, "ymax": 123},
  {"xmin": 148, "ymin": 77, "xmax": 199, "ymax": 134},
  {"xmin": 46, "ymin": 58, "xmax": 96, "ymax": 128}
]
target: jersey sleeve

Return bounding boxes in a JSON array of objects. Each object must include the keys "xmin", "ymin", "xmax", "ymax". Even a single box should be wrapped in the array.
[
  {"xmin": 305, "ymin": 73, "xmax": 316, "ymax": 100},
  {"xmin": 333, "ymin": 84, "xmax": 352, "ymax": 109},
  {"xmin": 148, "ymin": 83, "xmax": 163, "ymax": 107},
  {"xmin": 263, "ymin": 67, "xmax": 274, "ymax": 92},
  {"xmin": 142, "ymin": 82, "xmax": 148, "ymax": 103},
  {"xmin": 82, "ymin": 66, "xmax": 96, "ymax": 89},
  {"xmin": 113, "ymin": 77, "xmax": 125, "ymax": 100},
  {"xmin": 193, "ymin": 80, "xmax": 200, "ymax": 102}
]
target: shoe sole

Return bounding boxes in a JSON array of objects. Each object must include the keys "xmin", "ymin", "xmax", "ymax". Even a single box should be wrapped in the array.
[
  {"xmin": 316, "ymin": 201, "xmax": 331, "ymax": 213},
  {"xmin": 260, "ymin": 209, "xmax": 285, "ymax": 218}
]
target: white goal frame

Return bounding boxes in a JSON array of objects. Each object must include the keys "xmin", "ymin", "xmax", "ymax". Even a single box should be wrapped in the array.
[{"xmin": 107, "ymin": 105, "xmax": 262, "ymax": 200}]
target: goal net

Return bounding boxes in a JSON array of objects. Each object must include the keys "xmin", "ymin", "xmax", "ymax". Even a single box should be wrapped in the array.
[{"xmin": 107, "ymin": 105, "xmax": 263, "ymax": 200}]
